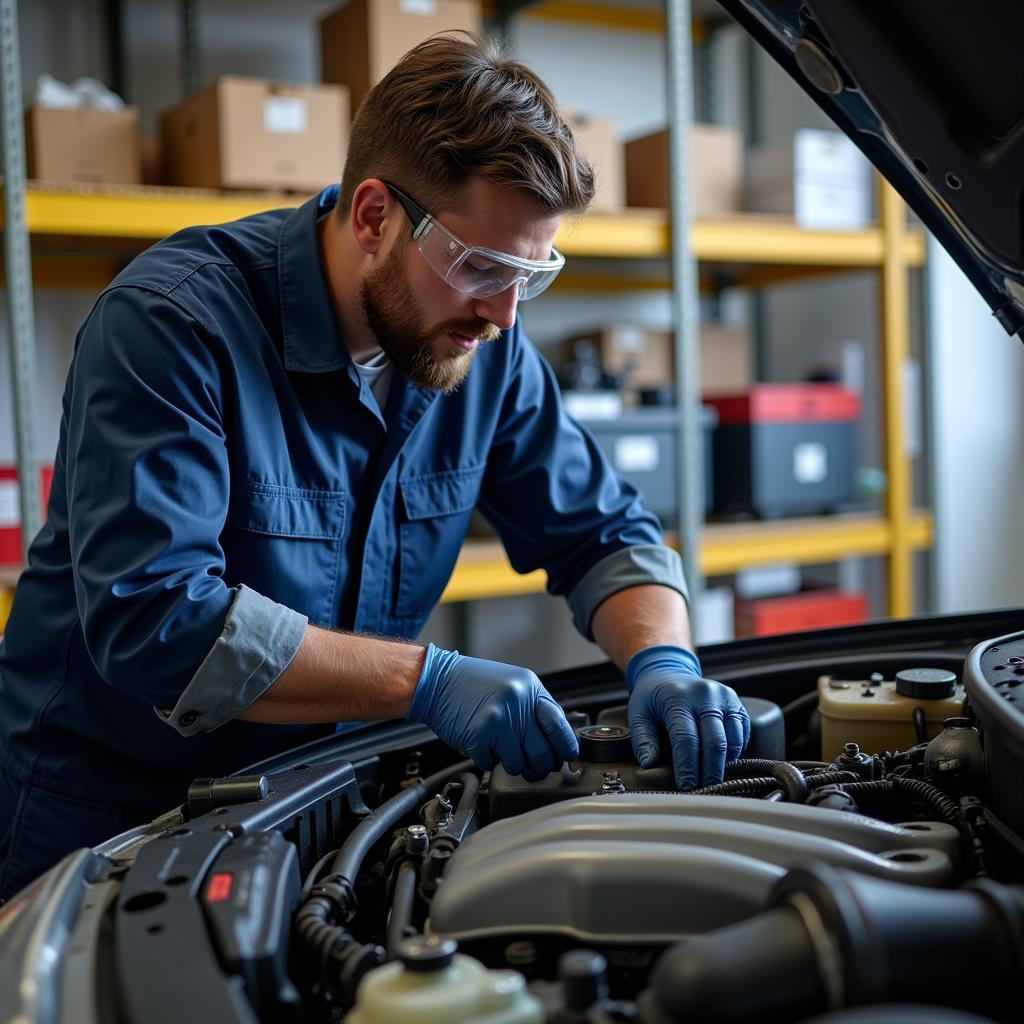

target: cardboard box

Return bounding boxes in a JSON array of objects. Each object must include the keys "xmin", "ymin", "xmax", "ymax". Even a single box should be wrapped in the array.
[
  {"xmin": 25, "ymin": 105, "xmax": 141, "ymax": 185},
  {"xmin": 564, "ymin": 322, "xmax": 751, "ymax": 394},
  {"xmin": 625, "ymin": 123, "xmax": 742, "ymax": 216},
  {"xmin": 566, "ymin": 112, "xmax": 624, "ymax": 213},
  {"xmin": 0, "ymin": 465, "xmax": 54, "ymax": 565},
  {"xmin": 736, "ymin": 589, "xmax": 869, "ymax": 638},
  {"xmin": 321, "ymin": 0, "xmax": 482, "ymax": 115},
  {"xmin": 161, "ymin": 77, "xmax": 348, "ymax": 192},
  {"xmin": 700, "ymin": 322, "xmax": 752, "ymax": 393},
  {"xmin": 566, "ymin": 325, "xmax": 673, "ymax": 389},
  {"xmin": 746, "ymin": 128, "xmax": 873, "ymax": 229},
  {"xmin": 140, "ymin": 136, "xmax": 162, "ymax": 185},
  {"xmin": 161, "ymin": 77, "xmax": 349, "ymax": 192}
]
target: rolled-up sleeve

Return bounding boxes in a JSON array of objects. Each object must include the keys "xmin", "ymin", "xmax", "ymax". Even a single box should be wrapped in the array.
[
  {"xmin": 479, "ymin": 325, "xmax": 678, "ymax": 632},
  {"xmin": 568, "ymin": 544, "xmax": 689, "ymax": 640},
  {"xmin": 64, "ymin": 284, "xmax": 275, "ymax": 715},
  {"xmin": 154, "ymin": 584, "xmax": 308, "ymax": 735}
]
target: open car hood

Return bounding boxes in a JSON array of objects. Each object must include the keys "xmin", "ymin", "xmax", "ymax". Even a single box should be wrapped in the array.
[{"xmin": 717, "ymin": 0, "xmax": 1024, "ymax": 338}]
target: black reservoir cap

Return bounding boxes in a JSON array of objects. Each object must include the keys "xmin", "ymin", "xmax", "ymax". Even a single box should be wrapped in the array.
[
  {"xmin": 577, "ymin": 724, "xmax": 633, "ymax": 764},
  {"xmin": 895, "ymin": 668, "xmax": 957, "ymax": 700},
  {"xmin": 399, "ymin": 935, "xmax": 457, "ymax": 972}
]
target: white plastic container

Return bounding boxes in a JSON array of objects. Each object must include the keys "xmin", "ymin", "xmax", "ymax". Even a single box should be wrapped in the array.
[{"xmin": 347, "ymin": 950, "xmax": 543, "ymax": 1024}]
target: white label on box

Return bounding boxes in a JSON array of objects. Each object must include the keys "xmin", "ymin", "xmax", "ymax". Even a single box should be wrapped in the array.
[
  {"xmin": 615, "ymin": 435, "xmax": 659, "ymax": 473},
  {"xmin": 794, "ymin": 129, "xmax": 868, "ymax": 187},
  {"xmin": 564, "ymin": 392, "xmax": 623, "ymax": 420},
  {"xmin": 400, "ymin": 0, "xmax": 437, "ymax": 13},
  {"xmin": 264, "ymin": 97, "xmax": 308, "ymax": 135},
  {"xmin": 793, "ymin": 442, "xmax": 828, "ymax": 484},
  {"xmin": 794, "ymin": 180, "xmax": 872, "ymax": 230},
  {"xmin": 612, "ymin": 326, "xmax": 646, "ymax": 353},
  {"xmin": 0, "ymin": 481, "xmax": 18, "ymax": 527}
]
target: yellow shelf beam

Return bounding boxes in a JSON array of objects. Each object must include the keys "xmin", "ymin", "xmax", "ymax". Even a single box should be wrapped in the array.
[
  {"xmin": 700, "ymin": 510, "xmax": 932, "ymax": 577},
  {"xmin": 4, "ymin": 509, "xmax": 934, "ymax": 607},
  {"xmin": 441, "ymin": 510, "xmax": 933, "ymax": 603},
  {"xmin": 23, "ymin": 184, "xmax": 306, "ymax": 241},
  {"xmin": 692, "ymin": 216, "xmax": 925, "ymax": 267},
  {"xmin": 15, "ymin": 187, "xmax": 925, "ymax": 272}
]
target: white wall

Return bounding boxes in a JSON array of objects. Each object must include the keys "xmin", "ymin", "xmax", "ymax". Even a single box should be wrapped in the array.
[{"xmin": 928, "ymin": 239, "xmax": 1024, "ymax": 611}]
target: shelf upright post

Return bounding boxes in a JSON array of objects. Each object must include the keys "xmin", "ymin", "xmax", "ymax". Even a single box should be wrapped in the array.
[
  {"xmin": 180, "ymin": 0, "xmax": 201, "ymax": 97},
  {"xmin": 665, "ymin": 0, "xmax": 705, "ymax": 631},
  {"xmin": 879, "ymin": 175, "xmax": 912, "ymax": 617},
  {"xmin": 0, "ymin": 0, "xmax": 41, "ymax": 559}
]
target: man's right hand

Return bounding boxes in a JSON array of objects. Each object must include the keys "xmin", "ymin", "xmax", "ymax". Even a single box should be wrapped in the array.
[{"xmin": 408, "ymin": 644, "xmax": 579, "ymax": 781}]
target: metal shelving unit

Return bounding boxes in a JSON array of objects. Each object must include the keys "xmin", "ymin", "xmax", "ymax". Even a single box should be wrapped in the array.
[
  {"xmin": 0, "ymin": 0, "xmax": 929, "ymax": 626},
  {"xmin": 1, "ymin": 0, "xmax": 40, "ymax": 556}
]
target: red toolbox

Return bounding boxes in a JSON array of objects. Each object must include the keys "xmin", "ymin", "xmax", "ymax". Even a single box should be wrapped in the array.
[
  {"xmin": 735, "ymin": 589, "xmax": 870, "ymax": 637},
  {"xmin": 704, "ymin": 384, "xmax": 861, "ymax": 518},
  {"xmin": 0, "ymin": 465, "xmax": 54, "ymax": 564}
]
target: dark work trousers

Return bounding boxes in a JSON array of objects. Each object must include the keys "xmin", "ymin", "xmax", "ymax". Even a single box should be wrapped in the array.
[{"xmin": 0, "ymin": 767, "xmax": 162, "ymax": 902}]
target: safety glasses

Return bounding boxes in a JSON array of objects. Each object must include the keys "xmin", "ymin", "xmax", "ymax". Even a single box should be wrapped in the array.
[{"xmin": 384, "ymin": 181, "xmax": 565, "ymax": 301}]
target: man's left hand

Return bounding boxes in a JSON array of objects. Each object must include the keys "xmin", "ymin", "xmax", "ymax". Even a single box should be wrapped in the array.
[{"xmin": 626, "ymin": 644, "xmax": 750, "ymax": 790}]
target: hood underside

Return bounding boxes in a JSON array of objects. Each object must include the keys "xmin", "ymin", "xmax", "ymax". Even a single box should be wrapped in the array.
[{"xmin": 717, "ymin": 0, "xmax": 1024, "ymax": 338}]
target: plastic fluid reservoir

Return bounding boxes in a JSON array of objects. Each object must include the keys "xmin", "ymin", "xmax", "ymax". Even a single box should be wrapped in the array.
[
  {"xmin": 347, "ymin": 936, "xmax": 543, "ymax": 1024},
  {"xmin": 817, "ymin": 668, "xmax": 965, "ymax": 759}
]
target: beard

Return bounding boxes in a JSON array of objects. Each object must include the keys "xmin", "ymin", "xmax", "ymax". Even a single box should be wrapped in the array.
[{"xmin": 360, "ymin": 239, "xmax": 501, "ymax": 395}]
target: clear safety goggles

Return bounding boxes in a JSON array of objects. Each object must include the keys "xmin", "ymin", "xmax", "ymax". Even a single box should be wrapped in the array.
[{"xmin": 384, "ymin": 182, "xmax": 565, "ymax": 301}]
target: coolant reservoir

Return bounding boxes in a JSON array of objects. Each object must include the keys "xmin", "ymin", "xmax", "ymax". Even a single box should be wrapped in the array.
[
  {"xmin": 817, "ymin": 668, "xmax": 966, "ymax": 759},
  {"xmin": 347, "ymin": 936, "xmax": 543, "ymax": 1024}
]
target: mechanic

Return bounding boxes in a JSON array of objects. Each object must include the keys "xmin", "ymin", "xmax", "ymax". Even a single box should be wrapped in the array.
[{"xmin": 0, "ymin": 33, "xmax": 749, "ymax": 900}]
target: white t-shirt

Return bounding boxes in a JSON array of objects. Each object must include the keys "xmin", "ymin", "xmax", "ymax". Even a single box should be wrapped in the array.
[{"xmin": 353, "ymin": 349, "xmax": 394, "ymax": 414}]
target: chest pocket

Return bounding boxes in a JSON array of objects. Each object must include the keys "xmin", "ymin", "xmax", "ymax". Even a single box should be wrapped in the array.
[
  {"xmin": 222, "ymin": 479, "xmax": 345, "ymax": 624},
  {"xmin": 395, "ymin": 464, "xmax": 486, "ymax": 619}
]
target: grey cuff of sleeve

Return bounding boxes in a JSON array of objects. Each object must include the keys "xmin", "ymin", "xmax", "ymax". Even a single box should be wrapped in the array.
[
  {"xmin": 153, "ymin": 584, "xmax": 309, "ymax": 737},
  {"xmin": 568, "ymin": 545, "xmax": 690, "ymax": 641}
]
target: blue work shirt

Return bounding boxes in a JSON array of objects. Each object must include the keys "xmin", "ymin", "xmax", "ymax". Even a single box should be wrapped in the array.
[{"xmin": 0, "ymin": 187, "xmax": 686, "ymax": 810}]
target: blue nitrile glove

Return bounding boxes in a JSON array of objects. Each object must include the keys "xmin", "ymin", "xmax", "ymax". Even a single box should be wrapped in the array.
[
  {"xmin": 409, "ymin": 644, "xmax": 579, "ymax": 781},
  {"xmin": 626, "ymin": 644, "xmax": 750, "ymax": 791}
]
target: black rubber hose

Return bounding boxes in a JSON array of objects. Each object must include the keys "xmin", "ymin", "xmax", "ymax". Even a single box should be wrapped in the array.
[
  {"xmin": 386, "ymin": 860, "xmax": 419, "ymax": 960},
  {"xmin": 725, "ymin": 758, "xmax": 785, "ymax": 777},
  {"xmin": 804, "ymin": 769, "xmax": 861, "ymax": 788},
  {"xmin": 329, "ymin": 758, "xmax": 474, "ymax": 899},
  {"xmin": 892, "ymin": 775, "xmax": 961, "ymax": 827},
  {"xmin": 689, "ymin": 776, "xmax": 780, "ymax": 797},
  {"xmin": 770, "ymin": 762, "xmax": 809, "ymax": 803},
  {"xmin": 293, "ymin": 758, "xmax": 475, "ymax": 1001},
  {"xmin": 724, "ymin": 759, "xmax": 809, "ymax": 803},
  {"xmin": 912, "ymin": 706, "xmax": 928, "ymax": 744},
  {"xmin": 839, "ymin": 777, "xmax": 961, "ymax": 828},
  {"xmin": 302, "ymin": 847, "xmax": 340, "ymax": 898}
]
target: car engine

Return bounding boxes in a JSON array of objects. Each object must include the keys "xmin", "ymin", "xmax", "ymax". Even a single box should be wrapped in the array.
[{"xmin": 2, "ymin": 615, "xmax": 1023, "ymax": 1024}]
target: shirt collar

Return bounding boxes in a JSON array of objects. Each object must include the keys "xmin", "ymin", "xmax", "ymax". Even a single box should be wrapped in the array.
[{"xmin": 278, "ymin": 184, "xmax": 351, "ymax": 373}]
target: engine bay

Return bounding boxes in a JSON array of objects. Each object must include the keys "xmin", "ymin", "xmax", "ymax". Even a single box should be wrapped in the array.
[{"xmin": 2, "ymin": 612, "xmax": 1023, "ymax": 1023}]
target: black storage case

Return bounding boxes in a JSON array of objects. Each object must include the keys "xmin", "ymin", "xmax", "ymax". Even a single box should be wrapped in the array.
[
  {"xmin": 705, "ymin": 384, "xmax": 860, "ymax": 519},
  {"xmin": 577, "ymin": 406, "xmax": 717, "ymax": 525}
]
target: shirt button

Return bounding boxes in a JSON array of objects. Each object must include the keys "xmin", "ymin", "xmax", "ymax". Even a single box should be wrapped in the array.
[{"xmin": 179, "ymin": 710, "xmax": 199, "ymax": 727}]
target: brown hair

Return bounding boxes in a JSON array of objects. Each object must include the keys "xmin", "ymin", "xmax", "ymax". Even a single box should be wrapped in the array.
[{"xmin": 338, "ymin": 32, "xmax": 594, "ymax": 217}]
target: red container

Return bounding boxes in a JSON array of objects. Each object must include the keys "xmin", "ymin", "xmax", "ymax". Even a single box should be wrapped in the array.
[
  {"xmin": 0, "ymin": 465, "xmax": 54, "ymax": 564},
  {"xmin": 735, "ymin": 589, "xmax": 869, "ymax": 637}
]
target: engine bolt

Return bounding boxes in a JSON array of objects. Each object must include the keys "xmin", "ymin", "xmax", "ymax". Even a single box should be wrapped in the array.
[{"xmin": 405, "ymin": 824, "xmax": 430, "ymax": 855}]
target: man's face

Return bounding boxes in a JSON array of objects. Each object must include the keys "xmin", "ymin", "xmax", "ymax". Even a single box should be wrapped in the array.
[{"xmin": 359, "ymin": 178, "xmax": 561, "ymax": 394}]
